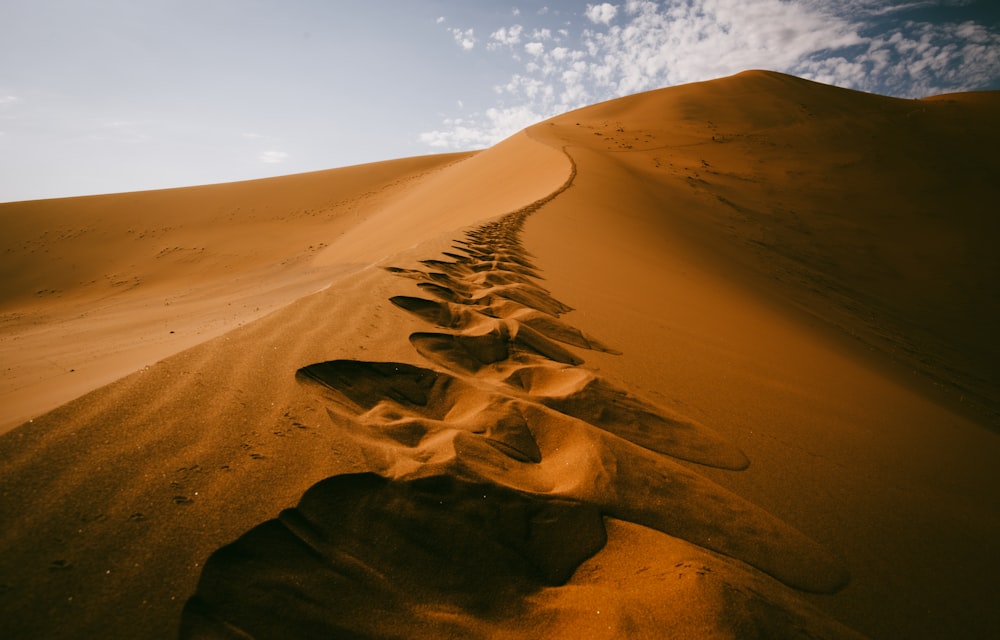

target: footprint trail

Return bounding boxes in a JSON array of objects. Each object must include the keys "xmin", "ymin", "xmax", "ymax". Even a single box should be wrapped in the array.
[{"xmin": 182, "ymin": 149, "xmax": 860, "ymax": 639}]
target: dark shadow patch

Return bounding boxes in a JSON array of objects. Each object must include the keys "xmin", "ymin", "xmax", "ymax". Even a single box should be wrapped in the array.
[
  {"xmin": 180, "ymin": 473, "xmax": 606, "ymax": 639},
  {"xmin": 410, "ymin": 326, "xmax": 584, "ymax": 375},
  {"xmin": 297, "ymin": 361, "xmax": 438, "ymax": 410}
]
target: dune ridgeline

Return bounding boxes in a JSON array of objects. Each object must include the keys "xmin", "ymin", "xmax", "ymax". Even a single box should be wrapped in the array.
[{"xmin": 1, "ymin": 70, "xmax": 998, "ymax": 639}]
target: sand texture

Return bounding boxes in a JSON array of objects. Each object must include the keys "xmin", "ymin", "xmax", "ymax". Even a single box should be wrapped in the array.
[{"xmin": 1, "ymin": 70, "xmax": 999, "ymax": 639}]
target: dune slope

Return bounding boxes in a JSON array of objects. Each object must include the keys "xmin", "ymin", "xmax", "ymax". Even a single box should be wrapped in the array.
[
  {"xmin": 536, "ymin": 70, "xmax": 1000, "ymax": 426},
  {"xmin": 0, "ymin": 132, "xmax": 578, "ymax": 639},
  {"xmin": 1, "ymin": 71, "xmax": 998, "ymax": 639},
  {"xmin": 522, "ymin": 70, "xmax": 1000, "ymax": 639},
  {"xmin": 0, "ymin": 153, "xmax": 471, "ymax": 433}
]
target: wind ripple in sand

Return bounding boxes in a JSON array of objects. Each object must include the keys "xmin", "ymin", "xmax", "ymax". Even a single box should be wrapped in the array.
[{"xmin": 183, "ymin": 191, "xmax": 858, "ymax": 637}]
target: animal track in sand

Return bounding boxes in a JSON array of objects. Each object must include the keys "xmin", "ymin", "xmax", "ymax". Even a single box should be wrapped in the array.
[{"xmin": 184, "ymin": 150, "xmax": 852, "ymax": 637}]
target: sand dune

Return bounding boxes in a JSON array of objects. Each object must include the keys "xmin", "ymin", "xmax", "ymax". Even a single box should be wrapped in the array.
[{"xmin": 1, "ymin": 70, "xmax": 998, "ymax": 639}]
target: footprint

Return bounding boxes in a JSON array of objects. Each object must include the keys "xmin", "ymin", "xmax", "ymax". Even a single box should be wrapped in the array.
[
  {"xmin": 49, "ymin": 559, "xmax": 72, "ymax": 571},
  {"xmin": 422, "ymin": 257, "xmax": 541, "ymax": 280},
  {"xmin": 481, "ymin": 299, "xmax": 620, "ymax": 354},
  {"xmin": 504, "ymin": 365, "xmax": 749, "ymax": 471},
  {"xmin": 415, "ymin": 281, "xmax": 474, "ymax": 305},
  {"xmin": 390, "ymin": 295, "xmax": 616, "ymax": 355},
  {"xmin": 409, "ymin": 323, "xmax": 584, "ymax": 375},
  {"xmin": 296, "ymin": 361, "xmax": 440, "ymax": 412},
  {"xmin": 181, "ymin": 473, "xmax": 606, "ymax": 638},
  {"xmin": 389, "ymin": 295, "xmax": 481, "ymax": 330},
  {"xmin": 297, "ymin": 360, "xmax": 541, "ymax": 463},
  {"xmin": 482, "ymin": 283, "xmax": 574, "ymax": 317},
  {"xmin": 465, "ymin": 270, "xmax": 538, "ymax": 288}
]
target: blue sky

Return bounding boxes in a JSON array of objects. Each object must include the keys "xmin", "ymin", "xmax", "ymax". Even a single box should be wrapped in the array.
[{"xmin": 1, "ymin": 1, "xmax": 998, "ymax": 202}]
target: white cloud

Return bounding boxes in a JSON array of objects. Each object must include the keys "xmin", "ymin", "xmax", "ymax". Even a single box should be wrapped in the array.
[
  {"xmin": 847, "ymin": 19, "xmax": 1000, "ymax": 96},
  {"xmin": 436, "ymin": 16, "xmax": 445, "ymax": 24},
  {"xmin": 450, "ymin": 27, "xmax": 477, "ymax": 50},
  {"xmin": 489, "ymin": 24, "xmax": 524, "ymax": 48},
  {"xmin": 422, "ymin": 0, "xmax": 999, "ymax": 149},
  {"xmin": 524, "ymin": 41, "xmax": 545, "ymax": 57},
  {"xmin": 585, "ymin": 3, "xmax": 618, "ymax": 25},
  {"xmin": 0, "ymin": 95, "xmax": 19, "ymax": 106},
  {"xmin": 258, "ymin": 150, "xmax": 289, "ymax": 164},
  {"xmin": 419, "ymin": 119, "xmax": 493, "ymax": 148},
  {"xmin": 419, "ymin": 104, "xmax": 549, "ymax": 150}
]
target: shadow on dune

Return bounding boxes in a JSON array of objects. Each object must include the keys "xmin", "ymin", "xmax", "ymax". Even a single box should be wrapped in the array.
[{"xmin": 181, "ymin": 472, "xmax": 606, "ymax": 638}]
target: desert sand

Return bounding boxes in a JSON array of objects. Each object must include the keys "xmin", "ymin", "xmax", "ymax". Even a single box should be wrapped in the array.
[{"xmin": 1, "ymin": 70, "xmax": 998, "ymax": 639}]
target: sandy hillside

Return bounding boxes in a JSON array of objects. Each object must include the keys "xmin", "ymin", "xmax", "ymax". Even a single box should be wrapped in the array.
[
  {"xmin": 1, "ymin": 70, "xmax": 998, "ymax": 639},
  {"xmin": 0, "ymin": 153, "xmax": 473, "ymax": 433}
]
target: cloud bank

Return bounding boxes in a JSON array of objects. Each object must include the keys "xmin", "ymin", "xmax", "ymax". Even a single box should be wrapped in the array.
[{"xmin": 424, "ymin": 0, "xmax": 1000, "ymax": 149}]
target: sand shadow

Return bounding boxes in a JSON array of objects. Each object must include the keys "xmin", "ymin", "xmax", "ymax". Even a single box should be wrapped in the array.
[{"xmin": 181, "ymin": 472, "xmax": 606, "ymax": 638}]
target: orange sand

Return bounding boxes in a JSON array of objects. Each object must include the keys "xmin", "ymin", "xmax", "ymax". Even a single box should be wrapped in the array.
[
  {"xmin": 1, "ymin": 71, "xmax": 998, "ymax": 639},
  {"xmin": 0, "ymin": 153, "xmax": 470, "ymax": 433}
]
